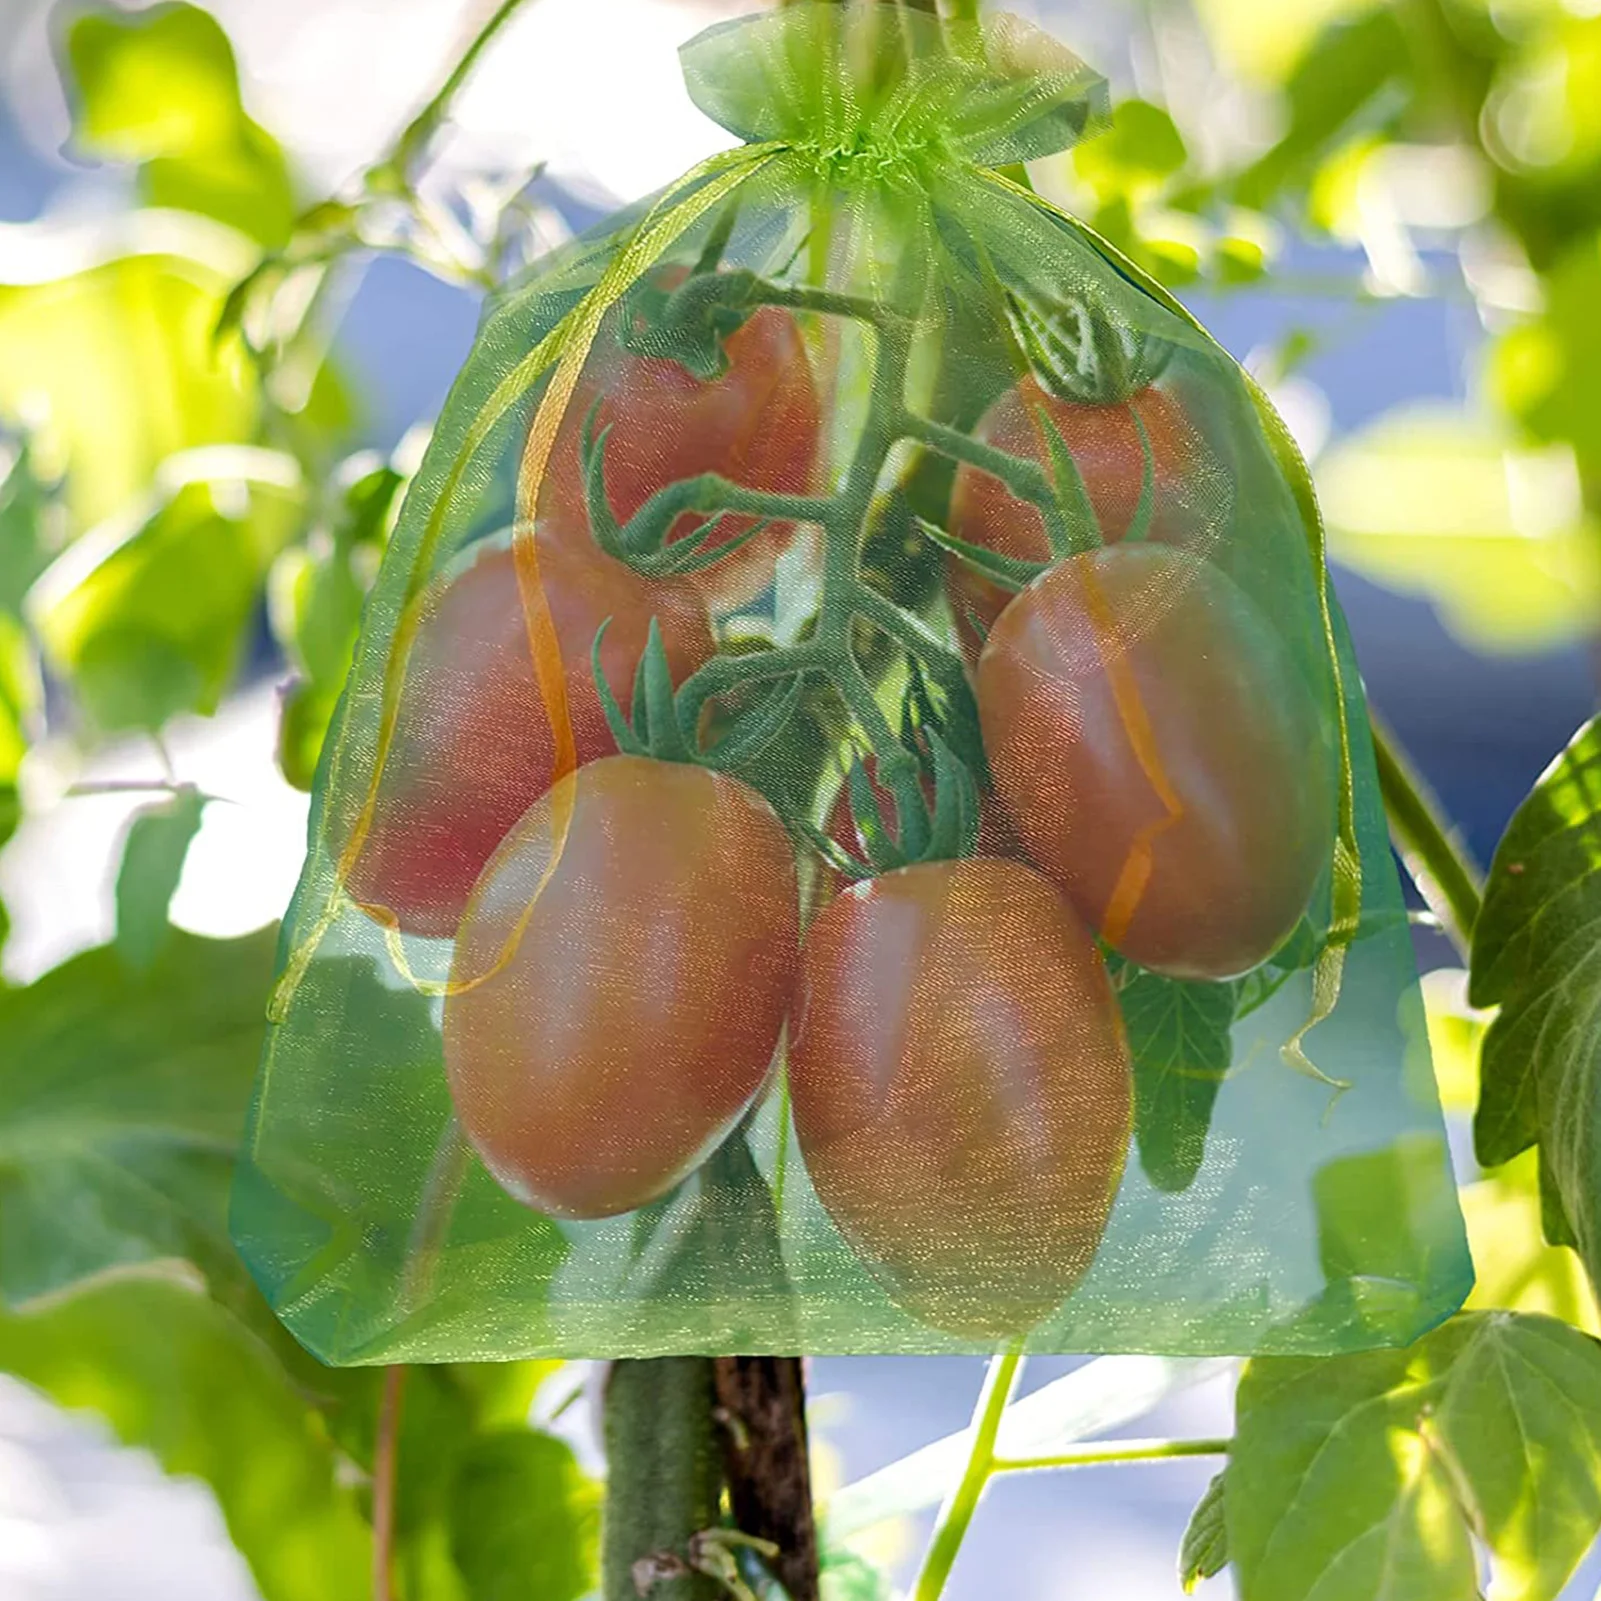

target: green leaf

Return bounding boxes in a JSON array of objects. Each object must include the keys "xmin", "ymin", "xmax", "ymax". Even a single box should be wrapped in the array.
[
  {"xmin": 1492, "ymin": 235, "xmax": 1601, "ymax": 496},
  {"xmin": 36, "ymin": 461, "xmax": 302, "ymax": 731},
  {"xmin": 1115, "ymin": 965, "xmax": 1235, "ymax": 1193},
  {"xmin": 1462, "ymin": 1150, "xmax": 1601, "ymax": 1337},
  {"xmin": 449, "ymin": 1429, "xmax": 602, "ymax": 1601},
  {"xmin": 1317, "ymin": 405, "xmax": 1601, "ymax": 655},
  {"xmin": 1230, "ymin": 1311, "xmax": 1601, "ymax": 1601},
  {"xmin": 1179, "ymin": 1471, "xmax": 1228, "ymax": 1593},
  {"xmin": 1073, "ymin": 99, "xmax": 1187, "ymax": 201},
  {"xmin": 1289, "ymin": 1134, "xmax": 1469, "ymax": 1344},
  {"xmin": 0, "ymin": 227, "xmax": 260, "ymax": 531},
  {"xmin": 1231, "ymin": 9, "xmax": 1411, "ymax": 208},
  {"xmin": 0, "ymin": 612, "xmax": 40, "ymax": 849},
  {"xmin": 1471, "ymin": 714, "xmax": 1601, "ymax": 1286},
  {"xmin": 0, "ymin": 926, "xmax": 275, "ymax": 1305},
  {"xmin": 819, "ymin": 1546, "xmax": 893, "ymax": 1601},
  {"xmin": 0, "ymin": 1273, "xmax": 372, "ymax": 1601},
  {"xmin": 0, "ymin": 432, "xmax": 63, "ymax": 618},
  {"xmin": 268, "ymin": 457, "xmax": 403, "ymax": 788},
  {"xmin": 115, "ymin": 784, "xmax": 208, "ymax": 970},
  {"xmin": 65, "ymin": 2, "xmax": 293, "ymax": 247},
  {"xmin": 0, "ymin": 611, "xmax": 38, "ymax": 970}
]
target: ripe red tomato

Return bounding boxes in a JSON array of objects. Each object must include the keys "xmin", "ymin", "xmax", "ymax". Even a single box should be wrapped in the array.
[
  {"xmin": 788, "ymin": 858, "xmax": 1131, "ymax": 1338},
  {"xmin": 539, "ymin": 285, "xmax": 821, "ymax": 609},
  {"xmin": 345, "ymin": 536, "xmax": 714, "ymax": 939},
  {"xmin": 444, "ymin": 755, "xmax": 800, "ymax": 1219},
  {"xmin": 947, "ymin": 378, "xmax": 1212, "ymax": 641},
  {"xmin": 978, "ymin": 544, "xmax": 1332, "ymax": 981}
]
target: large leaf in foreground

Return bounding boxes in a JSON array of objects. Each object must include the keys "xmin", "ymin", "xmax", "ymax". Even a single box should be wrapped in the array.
[
  {"xmin": 0, "ymin": 926, "xmax": 275, "ymax": 1303},
  {"xmin": 1229, "ymin": 1311, "xmax": 1601, "ymax": 1601},
  {"xmin": 1471, "ymin": 714, "xmax": 1601, "ymax": 1281},
  {"xmin": 0, "ymin": 1273, "xmax": 371, "ymax": 1601}
]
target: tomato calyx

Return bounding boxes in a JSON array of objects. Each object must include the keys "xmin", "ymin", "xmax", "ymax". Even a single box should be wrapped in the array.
[
  {"xmin": 617, "ymin": 266, "xmax": 768, "ymax": 381},
  {"xmin": 815, "ymin": 728, "xmax": 980, "ymax": 880},
  {"xmin": 1004, "ymin": 284, "xmax": 1175, "ymax": 407},
  {"xmin": 592, "ymin": 617, "xmax": 804, "ymax": 774}
]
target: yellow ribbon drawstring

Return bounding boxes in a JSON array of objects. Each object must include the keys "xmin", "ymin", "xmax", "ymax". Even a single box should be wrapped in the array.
[
  {"xmin": 266, "ymin": 142, "xmax": 784, "ymax": 1025},
  {"xmin": 978, "ymin": 166, "xmax": 1362, "ymax": 1091}
]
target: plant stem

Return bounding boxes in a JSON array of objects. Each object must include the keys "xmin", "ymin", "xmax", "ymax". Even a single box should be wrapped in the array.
[
  {"xmin": 992, "ymin": 1437, "xmax": 1230, "ymax": 1474},
  {"xmin": 1370, "ymin": 713, "xmax": 1483, "ymax": 960},
  {"xmin": 388, "ymin": 0, "xmax": 537, "ymax": 178},
  {"xmin": 713, "ymin": 1357, "xmax": 820, "ymax": 1601},
  {"xmin": 911, "ymin": 1352, "xmax": 1024, "ymax": 1601},
  {"xmin": 372, "ymin": 1365, "xmax": 408, "ymax": 1601},
  {"xmin": 604, "ymin": 1359, "xmax": 725, "ymax": 1601}
]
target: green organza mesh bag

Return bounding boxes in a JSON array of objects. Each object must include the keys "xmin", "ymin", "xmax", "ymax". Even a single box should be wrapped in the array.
[{"xmin": 233, "ymin": 5, "xmax": 1473, "ymax": 1361}]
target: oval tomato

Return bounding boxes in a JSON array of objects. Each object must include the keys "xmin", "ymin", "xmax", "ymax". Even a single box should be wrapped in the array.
[
  {"xmin": 540, "ymin": 287, "xmax": 821, "ymax": 609},
  {"xmin": 445, "ymin": 755, "xmax": 800, "ymax": 1219},
  {"xmin": 345, "ymin": 536, "xmax": 713, "ymax": 939},
  {"xmin": 789, "ymin": 858, "xmax": 1130, "ymax": 1338},
  {"xmin": 978, "ymin": 544, "xmax": 1332, "ymax": 981},
  {"xmin": 948, "ymin": 378, "xmax": 1212, "ymax": 641}
]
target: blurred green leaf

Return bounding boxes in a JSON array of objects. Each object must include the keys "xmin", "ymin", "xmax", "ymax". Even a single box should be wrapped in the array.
[
  {"xmin": 818, "ymin": 1545, "xmax": 892, "ymax": 1601},
  {"xmin": 1179, "ymin": 1471, "xmax": 1227, "ymax": 1594},
  {"xmin": 1232, "ymin": 9, "xmax": 1411, "ymax": 210},
  {"xmin": 34, "ymin": 453, "xmax": 303, "ymax": 731},
  {"xmin": 449, "ymin": 1429, "xmax": 602, "ymax": 1601},
  {"xmin": 0, "ymin": 1275, "xmax": 370, "ymax": 1592},
  {"xmin": 269, "ymin": 456, "xmax": 402, "ymax": 787},
  {"xmin": 1273, "ymin": 1133, "xmax": 1471, "ymax": 1348},
  {"xmin": 1418, "ymin": 966, "xmax": 1489, "ymax": 1113},
  {"xmin": 1193, "ymin": 0, "xmax": 1385, "ymax": 84},
  {"xmin": 1484, "ymin": 17, "xmax": 1601, "ymax": 189},
  {"xmin": 1312, "ymin": 1134, "xmax": 1465, "ymax": 1295},
  {"xmin": 0, "ymin": 611, "xmax": 39, "ymax": 846},
  {"xmin": 1491, "ymin": 233, "xmax": 1601, "ymax": 490},
  {"xmin": 1463, "ymin": 1149, "xmax": 1601, "ymax": 1336},
  {"xmin": 65, "ymin": 2, "xmax": 293, "ymax": 247},
  {"xmin": 0, "ymin": 612, "xmax": 35, "ymax": 971},
  {"xmin": 1115, "ymin": 965, "xmax": 1235, "ymax": 1194},
  {"xmin": 0, "ymin": 432, "xmax": 64, "ymax": 618},
  {"xmin": 1230, "ymin": 1312, "xmax": 1601, "ymax": 1601},
  {"xmin": 1073, "ymin": 99, "xmax": 1187, "ymax": 201},
  {"xmin": 0, "ymin": 926, "xmax": 275, "ymax": 1305},
  {"xmin": 1471, "ymin": 714, "xmax": 1601, "ymax": 1285},
  {"xmin": 115, "ymin": 784, "xmax": 208, "ymax": 970},
  {"xmin": 0, "ymin": 1274, "xmax": 372, "ymax": 1601},
  {"xmin": 0, "ymin": 224, "xmax": 260, "ymax": 530},
  {"xmin": 1317, "ymin": 405, "xmax": 1601, "ymax": 653}
]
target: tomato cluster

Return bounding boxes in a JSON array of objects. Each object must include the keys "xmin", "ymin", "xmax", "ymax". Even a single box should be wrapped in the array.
[{"xmin": 342, "ymin": 264, "xmax": 1333, "ymax": 1338}]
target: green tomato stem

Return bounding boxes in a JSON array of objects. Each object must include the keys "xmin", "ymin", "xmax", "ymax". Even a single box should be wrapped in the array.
[
  {"xmin": 911, "ymin": 1351, "xmax": 1025, "ymax": 1601},
  {"xmin": 387, "ymin": 0, "xmax": 535, "ymax": 180},
  {"xmin": 991, "ymin": 1437, "xmax": 1231, "ymax": 1474},
  {"xmin": 899, "ymin": 411, "xmax": 1057, "ymax": 515},
  {"xmin": 1369, "ymin": 712, "xmax": 1483, "ymax": 960},
  {"xmin": 604, "ymin": 1358, "xmax": 726, "ymax": 1601}
]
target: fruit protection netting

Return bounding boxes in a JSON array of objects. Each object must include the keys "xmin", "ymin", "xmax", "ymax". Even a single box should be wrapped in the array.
[{"xmin": 233, "ymin": 5, "xmax": 1472, "ymax": 1361}]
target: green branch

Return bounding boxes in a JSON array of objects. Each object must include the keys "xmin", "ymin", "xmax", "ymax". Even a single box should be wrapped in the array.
[
  {"xmin": 1370, "ymin": 713, "xmax": 1483, "ymax": 960},
  {"xmin": 992, "ymin": 1437, "xmax": 1230, "ymax": 1474},
  {"xmin": 383, "ymin": 0, "xmax": 539, "ymax": 183},
  {"xmin": 911, "ymin": 1352, "xmax": 1023, "ymax": 1601}
]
